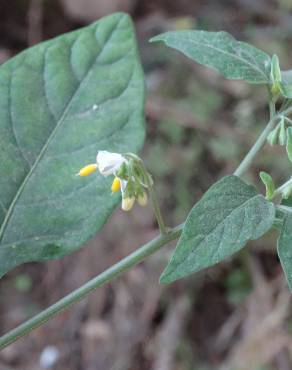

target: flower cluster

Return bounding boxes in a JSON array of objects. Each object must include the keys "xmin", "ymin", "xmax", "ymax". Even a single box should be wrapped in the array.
[{"xmin": 77, "ymin": 151, "xmax": 149, "ymax": 211}]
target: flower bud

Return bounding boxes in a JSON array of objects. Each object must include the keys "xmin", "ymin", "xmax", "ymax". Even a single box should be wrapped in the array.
[
  {"xmin": 267, "ymin": 125, "xmax": 280, "ymax": 146},
  {"xmin": 259, "ymin": 171, "xmax": 275, "ymax": 200},
  {"xmin": 111, "ymin": 177, "xmax": 121, "ymax": 193},
  {"xmin": 137, "ymin": 192, "xmax": 148, "ymax": 206},
  {"xmin": 77, "ymin": 164, "xmax": 97, "ymax": 177},
  {"xmin": 270, "ymin": 54, "xmax": 282, "ymax": 95},
  {"xmin": 121, "ymin": 197, "xmax": 135, "ymax": 211}
]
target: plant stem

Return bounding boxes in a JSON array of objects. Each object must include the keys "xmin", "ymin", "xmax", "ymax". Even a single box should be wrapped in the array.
[
  {"xmin": 276, "ymin": 205, "xmax": 292, "ymax": 214},
  {"xmin": 234, "ymin": 100, "xmax": 277, "ymax": 177},
  {"xmin": 148, "ymin": 182, "xmax": 168, "ymax": 235},
  {"xmin": 274, "ymin": 177, "xmax": 292, "ymax": 197},
  {"xmin": 269, "ymin": 98, "xmax": 276, "ymax": 119},
  {"xmin": 137, "ymin": 157, "xmax": 168, "ymax": 235},
  {"xmin": 0, "ymin": 224, "xmax": 183, "ymax": 350},
  {"xmin": 3, "ymin": 104, "xmax": 292, "ymax": 349}
]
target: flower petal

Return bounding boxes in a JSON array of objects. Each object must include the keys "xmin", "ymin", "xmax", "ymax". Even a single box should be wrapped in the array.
[{"xmin": 96, "ymin": 151, "xmax": 127, "ymax": 176}]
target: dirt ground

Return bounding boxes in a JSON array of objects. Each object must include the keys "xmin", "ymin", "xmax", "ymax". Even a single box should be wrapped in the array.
[{"xmin": 1, "ymin": 1, "xmax": 292, "ymax": 369}]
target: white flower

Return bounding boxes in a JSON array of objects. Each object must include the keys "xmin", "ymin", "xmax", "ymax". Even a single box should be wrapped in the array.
[
  {"xmin": 96, "ymin": 151, "xmax": 127, "ymax": 176},
  {"xmin": 77, "ymin": 150, "xmax": 148, "ymax": 212}
]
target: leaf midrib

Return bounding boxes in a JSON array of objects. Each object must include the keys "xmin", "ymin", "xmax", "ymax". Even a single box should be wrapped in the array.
[
  {"xmin": 164, "ymin": 34, "xmax": 269, "ymax": 82},
  {"xmin": 0, "ymin": 17, "xmax": 123, "ymax": 244}
]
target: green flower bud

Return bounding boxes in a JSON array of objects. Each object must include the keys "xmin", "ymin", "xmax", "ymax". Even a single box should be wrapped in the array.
[
  {"xmin": 270, "ymin": 54, "xmax": 282, "ymax": 95},
  {"xmin": 267, "ymin": 125, "xmax": 280, "ymax": 146},
  {"xmin": 259, "ymin": 171, "xmax": 275, "ymax": 200}
]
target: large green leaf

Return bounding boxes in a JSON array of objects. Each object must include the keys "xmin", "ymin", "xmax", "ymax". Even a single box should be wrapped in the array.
[
  {"xmin": 277, "ymin": 214, "xmax": 292, "ymax": 291},
  {"xmin": 150, "ymin": 31, "xmax": 271, "ymax": 84},
  {"xmin": 160, "ymin": 176, "xmax": 275, "ymax": 284},
  {"xmin": 0, "ymin": 12, "xmax": 145, "ymax": 277}
]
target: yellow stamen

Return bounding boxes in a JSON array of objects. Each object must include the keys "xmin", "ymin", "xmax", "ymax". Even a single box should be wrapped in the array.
[
  {"xmin": 76, "ymin": 164, "xmax": 97, "ymax": 177},
  {"xmin": 111, "ymin": 177, "xmax": 121, "ymax": 192},
  {"xmin": 121, "ymin": 197, "xmax": 135, "ymax": 211}
]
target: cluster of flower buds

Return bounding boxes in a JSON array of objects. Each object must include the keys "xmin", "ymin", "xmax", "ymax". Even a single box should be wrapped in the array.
[
  {"xmin": 260, "ymin": 171, "xmax": 292, "ymax": 200},
  {"xmin": 269, "ymin": 54, "xmax": 292, "ymax": 101},
  {"xmin": 267, "ymin": 116, "xmax": 292, "ymax": 162},
  {"xmin": 77, "ymin": 151, "xmax": 151, "ymax": 211}
]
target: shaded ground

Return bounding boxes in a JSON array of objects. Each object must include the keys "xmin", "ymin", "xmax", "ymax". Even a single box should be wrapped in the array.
[{"xmin": 1, "ymin": 0, "xmax": 292, "ymax": 369}]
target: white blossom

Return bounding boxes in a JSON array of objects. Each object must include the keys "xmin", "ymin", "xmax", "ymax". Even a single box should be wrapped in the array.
[{"xmin": 96, "ymin": 151, "xmax": 127, "ymax": 176}]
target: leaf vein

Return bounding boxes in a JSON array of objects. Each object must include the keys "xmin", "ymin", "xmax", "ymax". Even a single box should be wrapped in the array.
[
  {"xmin": 0, "ymin": 16, "xmax": 125, "ymax": 243},
  {"xmin": 184, "ymin": 37, "xmax": 268, "ymax": 81},
  {"xmin": 174, "ymin": 195, "xmax": 262, "ymax": 273},
  {"xmin": 8, "ymin": 72, "xmax": 32, "ymax": 168}
]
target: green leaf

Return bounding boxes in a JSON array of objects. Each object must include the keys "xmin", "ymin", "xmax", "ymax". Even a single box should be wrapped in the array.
[
  {"xmin": 280, "ymin": 70, "xmax": 292, "ymax": 98},
  {"xmin": 150, "ymin": 30, "xmax": 271, "ymax": 84},
  {"xmin": 277, "ymin": 214, "xmax": 292, "ymax": 291},
  {"xmin": 259, "ymin": 171, "xmax": 275, "ymax": 200},
  {"xmin": 0, "ymin": 13, "xmax": 145, "ymax": 277},
  {"xmin": 160, "ymin": 175, "xmax": 275, "ymax": 284}
]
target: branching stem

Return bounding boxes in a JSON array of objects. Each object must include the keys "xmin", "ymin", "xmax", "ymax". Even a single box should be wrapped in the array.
[
  {"xmin": 234, "ymin": 105, "xmax": 292, "ymax": 177},
  {"xmin": 2, "ymin": 100, "xmax": 292, "ymax": 350},
  {"xmin": 0, "ymin": 224, "xmax": 183, "ymax": 349}
]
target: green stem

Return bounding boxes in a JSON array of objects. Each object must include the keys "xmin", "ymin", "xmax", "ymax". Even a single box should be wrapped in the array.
[
  {"xmin": 234, "ymin": 101, "xmax": 278, "ymax": 177},
  {"xmin": 126, "ymin": 153, "xmax": 167, "ymax": 234},
  {"xmin": 148, "ymin": 182, "xmax": 168, "ymax": 235},
  {"xmin": 0, "ymin": 224, "xmax": 183, "ymax": 350},
  {"xmin": 276, "ymin": 204, "xmax": 292, "ymax": 214},
  {"xmin": 274, "ymin": 177, "xmax": 292, "ymax": 197},
  {"xmin": 269, "ymin": 98, "xmax": 276, "ymax": 119},
  {"xmin": 3, "ymin": 104, "xmax": 292, "ymax": 350}
]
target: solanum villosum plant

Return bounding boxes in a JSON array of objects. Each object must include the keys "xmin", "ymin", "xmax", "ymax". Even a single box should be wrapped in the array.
[{"xmin": 1, "ymin": 12, "xmax": 292, "ymax": 349}]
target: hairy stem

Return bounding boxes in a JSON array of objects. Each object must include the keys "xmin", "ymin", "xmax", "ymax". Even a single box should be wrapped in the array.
[
  {"xmin": 276, "ymin": 205, "xmax": 292, "ymax": 214},
  {"xmin": 0, "ymin": 224, "xmax": 183, "ymax": 349},
  {"xmin": 235, "ymin": 105, "xmax": 292, "ymax": 177},
  {"xmin": 274, "ymin": 177, "xmax": 292, "ymax": 197},
  {"xmin": 2, "ymin": 104, "xmax": 292, "ymax": 349},
  {"xmin": 148, "ymin": 182, "xmax": 168, "ymax": 235}
]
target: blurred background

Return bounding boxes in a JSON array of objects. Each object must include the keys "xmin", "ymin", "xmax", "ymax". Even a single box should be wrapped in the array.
[{"xmin": 1, "ymin": 0, "xmax": 292, "ymax": 369}]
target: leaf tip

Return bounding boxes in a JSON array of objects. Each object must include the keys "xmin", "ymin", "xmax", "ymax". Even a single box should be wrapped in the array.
[
  {"xmin": 149, "ymin": 34, "xmax": 164, "ymax": 44},
  {"xmin": 159, "ymin": 265, "xmax": 178, "ymax": 284},
  {"xmin": 159, "ymin": 272, "xmax": 171, "ymax": 285}
]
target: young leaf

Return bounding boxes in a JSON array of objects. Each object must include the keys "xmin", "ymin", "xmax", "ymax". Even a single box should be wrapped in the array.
[
  {"xmin": 160, "ymin": 175, "xmax": 275, "ymax": 284},
  {"xmin": 150, "ymin": 31, "xmax": 271, "ymax": 84},
  {"xmin": 0, "ymin": 13, "xmax": 145, "ymax": 277},
  {"xmin": 277, "ymin": 215, "xmax": 292, "ymax": 291},
  {"xmin": 280, "ymin": 70, "xmax": 292, "ymax": 98}
]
